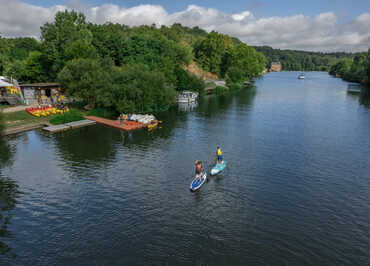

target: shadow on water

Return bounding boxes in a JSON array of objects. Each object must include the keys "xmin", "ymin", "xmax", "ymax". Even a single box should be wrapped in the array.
[
  {"xmin": 49, "ymin": 106, "xmax": 188, "ymax": 168},
  {"xmin": 196, "ymin": 87, "xmax": 256, "ymax": 117},
  {"xmin": 0, "ymin": 138, "xmax": 19, "ymax": 259},
  {"xmin": 52, "ymin": 125, "xmax": 119, "ymax": 166},
  {"xmin": 359, "ymin": 87, "xmax": 370, "ymax": 108}
]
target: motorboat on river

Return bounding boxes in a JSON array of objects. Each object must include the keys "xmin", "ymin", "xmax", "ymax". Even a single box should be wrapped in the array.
[{"xmin": 177, "ymin": 91, "xmax": 198, "ymax": 103}]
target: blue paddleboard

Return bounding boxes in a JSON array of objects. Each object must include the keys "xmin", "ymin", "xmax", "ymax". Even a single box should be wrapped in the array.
[{"xmin": 190, "ymin": 172, "xmax": 207, "ymax": 191}]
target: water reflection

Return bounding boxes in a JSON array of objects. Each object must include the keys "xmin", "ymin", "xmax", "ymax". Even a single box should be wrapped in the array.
[
  {"xmin": 178, "ymin": 102, "xmax": 198, "ymax": 112},
  {"xmin": 0, "ymin": 139, "xmax": 19, "ymax": 258},
  {"xmin": 359, "ymin": 87, "xmax": 370, "ymax": 108},
  {"xmin": 196, "ymin": 88, "xmax": 256, "ymax": 117},
  {"xmin": 52, "ymin": 126, "xmax": 118, "ymax": 166}
]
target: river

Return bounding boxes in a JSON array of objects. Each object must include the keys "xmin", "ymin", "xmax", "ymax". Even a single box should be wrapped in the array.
[{"xmin": 1, "ymin": 72, "xmax": 370, "ymax": 265}]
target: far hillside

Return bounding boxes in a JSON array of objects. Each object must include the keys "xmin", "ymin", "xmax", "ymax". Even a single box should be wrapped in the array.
[{"xmin": 253, "ymin": 46, "xmax": 357, "ymax": 72}]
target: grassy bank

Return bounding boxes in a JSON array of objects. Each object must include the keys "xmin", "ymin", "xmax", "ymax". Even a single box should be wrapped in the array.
[
  {"xmin": 2, "ymin": 110, "xmax": 51, "ymax": 129},
  {"xmin": 49, "ymin": 109, "xmax": 85, "ymax": 125},
  {"xmin": 1, "ymin": 107, "xmax": 86, "ymax": 134}
]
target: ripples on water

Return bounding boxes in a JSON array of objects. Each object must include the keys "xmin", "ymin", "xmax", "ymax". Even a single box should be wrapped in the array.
[{"xmin": 1, "ymin": 72, "xmax": 370, "ymax": 265}]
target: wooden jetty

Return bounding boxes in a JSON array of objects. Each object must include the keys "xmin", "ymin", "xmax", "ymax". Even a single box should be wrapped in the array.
[
  {"xmin": 85, "ymin": 116, "xmax": 147, "ymax": 131},
  {"xmin": 43, "ymin": 119, "xmax": 96, "ymax": 133}
]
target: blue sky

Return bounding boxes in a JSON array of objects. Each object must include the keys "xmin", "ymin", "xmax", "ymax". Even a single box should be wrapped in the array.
[
  {"xmin": 2, "ymin": 0, "xmax": 370, "ymax": 51},
  {"xmin": 24, "ymin": 0, "xmax": 369, "ymax": 21}
]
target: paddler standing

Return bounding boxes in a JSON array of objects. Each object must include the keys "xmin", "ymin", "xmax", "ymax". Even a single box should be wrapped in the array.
[{"xmin": 216, "ymin": 146, "xmax": 223, "ymax": 164}]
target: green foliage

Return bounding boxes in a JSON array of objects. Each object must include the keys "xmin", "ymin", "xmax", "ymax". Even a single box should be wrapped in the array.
[
  {"xmin": 22, "ymin": 51, "xmax": 47, "ymax": 83},
  {"xmin": 227, "ymin": 83, "xmax": 244, "ymax": 91},
  {"xmin": 40, "ymin": 10, "xmax": 91, "ymax": 80},
  {"xmin": 213, "ymin": 86, "xmax": 228, "ymax": 95},
  {"xmin": 365, "ymin": 49, "xmax": 370, "ymax": 85},
  {"xmin": 64, "ymin": 40, "xmax": 97, "ymax": 61},
  {"xmin": 86, "ymin": 108, "xmax": 116, "ymax": 119},
  {"xmin": 328, "ymin": 50, "xmax": 370, "ymax": 86},
  {"xmin": 226, "ymin": 66, "xmax": 244, "ymax": 84},
  {"xmin": 108, "ymin": 64, "xmax": 176, "ymax": 113},
  {"xmin": 194, "ymin": 32, "xmax": 266, "ymax": 81},
  {"xmin": 254, "ymin": 45, "xmax": 357, "ymax": 71},
  {"xmin": 174, "ymin": 65, "xmax": 205, "ymax": 94},
  {"xmin": 49, "ymin": 109, "xmax": 84, "ymax": 125},
  {"xmin": 194, "ymin": 31, "xmax": 234, "ymax": 75},
  {"xmin": 187, "ymin": 74, "xmax": 206, "ymax": 95},
  {"xmin": 4, "ymin": 60, "xmax": 25, "ymax": 81},
  {"xmin": 58, "ymin": 58, "xmax": 111, "ymax": 107}
]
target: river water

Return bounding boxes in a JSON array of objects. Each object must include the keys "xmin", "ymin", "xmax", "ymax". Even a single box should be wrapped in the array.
[{"xmin": 1, "ymin": 72, "xmax": 370, "ymax": 265}]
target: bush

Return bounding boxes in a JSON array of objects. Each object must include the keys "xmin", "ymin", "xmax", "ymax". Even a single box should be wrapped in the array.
[
  {"xmin": 228, "ymin": 82, "xmax": 244, "ymax": 91},
  {"xmin": 188, "ymin": 74, "xmax": 206, "ymax": 95},
  {"xmin": 86, "ymin": 108, "xmax": 116, "ymax": 119},
  {"xmin": 213, "ymin": 86, "xmax": 228, "ymax": 95},
  {"xmin": 49, "ymin": 109, "xmax": 84, "ymax": 125}
]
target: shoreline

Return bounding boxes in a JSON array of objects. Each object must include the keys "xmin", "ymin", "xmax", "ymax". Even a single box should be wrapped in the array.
[{"xmin": 1, "ymin": 122, "xmax": 47, "ymax": 136}]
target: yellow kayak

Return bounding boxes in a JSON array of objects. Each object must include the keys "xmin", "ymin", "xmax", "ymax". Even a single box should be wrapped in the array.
[{"xmin": 147, "ymin": 121, "xmax": 159, "ymax": 131}]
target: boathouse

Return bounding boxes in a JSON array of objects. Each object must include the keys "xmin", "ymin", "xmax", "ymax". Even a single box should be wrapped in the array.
[
  {"xmin": 269, "ymin": 62, "xmax": 282, "ymax": 72},
  {"xmin": 20, "ymin": 83, "xmax": 63, "ymax": 105}
]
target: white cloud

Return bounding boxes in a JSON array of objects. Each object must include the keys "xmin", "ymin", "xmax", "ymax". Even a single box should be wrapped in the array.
[{"xmin": 0, "ymin": 0, "xmax": 369, "ymax": 52}]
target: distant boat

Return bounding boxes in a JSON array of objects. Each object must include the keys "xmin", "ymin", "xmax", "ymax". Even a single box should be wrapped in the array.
[{"xmin": 298, "ymin": 73, "xmax": 305, "ymax": 79}]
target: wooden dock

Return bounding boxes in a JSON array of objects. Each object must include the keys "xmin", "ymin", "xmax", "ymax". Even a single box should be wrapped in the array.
[
  {"xmin": 43, "ymin": 119, "xmax": 96, "ymax": 133},
  {"xmin": 85, "ymin": 116, "xmax": 147, "ymax": 131}
]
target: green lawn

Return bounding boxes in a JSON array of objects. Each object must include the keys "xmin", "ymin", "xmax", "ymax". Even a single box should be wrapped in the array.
[
  {"xmin": 2, "ymin": 110, "xmax": 52, "ymax": 128},
  {"xmin": 0, "ymin": 105, "xmax": 9, "ymax": 111}
]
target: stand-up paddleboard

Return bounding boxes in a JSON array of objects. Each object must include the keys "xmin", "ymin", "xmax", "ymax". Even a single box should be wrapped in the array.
[
  {"xmin": 210, "ymin": 161, "xmax": 226, "ymax": 175},
  {"xmin": 190, "ymin": 172, "xmax": 207, "ymax": 191}
]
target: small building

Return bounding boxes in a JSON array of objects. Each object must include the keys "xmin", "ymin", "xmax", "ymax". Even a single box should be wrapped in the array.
[
  {"xmin": 269, "ymin": 62, "xmax": 282, "ymax": 72},
  {"xmin": 20, "ymin": 83, "xmax": 64, "ymax": 105}
]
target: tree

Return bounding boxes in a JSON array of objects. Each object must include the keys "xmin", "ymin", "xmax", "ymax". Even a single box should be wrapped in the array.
[
  {"xmin": 110, "ymin": 64, "xmax": 176, "ymax": 113},
  {"xmin": 40, "ymin": 10, "xmax": 91, "ymax": 80},
  {"xmin": 57, "ymin": 58, "xmax": 111, "ymax": 107},
  {"xmin": 226, "ymin": 66, "xmax": 244, "ymax": 85},
  {"xmin": 64, "ymin": 40, "xmax": 97, "ymax": 61},
  {"xmin": 194, "ymin": 31, "xmax": 233, "ymax": 76},
  {"xmin": 22, "ymin": 51, "xmax": 46, "ymax": 83}
]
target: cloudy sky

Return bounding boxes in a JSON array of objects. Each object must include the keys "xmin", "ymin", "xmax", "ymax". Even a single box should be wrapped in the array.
[{"xmin": 0, "ymin": 0, "xmax": 369, "ymax": 52}]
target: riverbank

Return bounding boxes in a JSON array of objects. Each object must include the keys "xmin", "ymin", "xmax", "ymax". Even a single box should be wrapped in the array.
[
  {"xmin": 0, "ymin": 108, "xmax": 52, "ymax": 135},
  {"xmin": 0, "ymin": 106, "xmax": 86, "ymax": 136}
]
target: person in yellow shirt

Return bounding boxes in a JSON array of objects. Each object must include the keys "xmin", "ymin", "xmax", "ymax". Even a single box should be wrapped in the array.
[{"xmin": 216, "ymin": 146, "xmax": 223, "ymax": 163}]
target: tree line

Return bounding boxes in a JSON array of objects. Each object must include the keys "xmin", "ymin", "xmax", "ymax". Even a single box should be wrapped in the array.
[
  {"xmin": 0, "ymin": 10, "xmax": 266, "ymax": 114},
  {"xmin": 253, "ymin": 46, "xmax": 359, "ymax": 72},
  {"xmin": 329, "ymin": 50, "xmax": 370, "ymax": 85},
  {"xmin": 254, "ymin": 45, "xmax": 370, "ymax": 87}
]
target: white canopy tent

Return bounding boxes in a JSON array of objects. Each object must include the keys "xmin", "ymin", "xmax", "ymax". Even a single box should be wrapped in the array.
[{"xmin": 0, "ymin": 79, "xmax": 13, "ymax": 87}]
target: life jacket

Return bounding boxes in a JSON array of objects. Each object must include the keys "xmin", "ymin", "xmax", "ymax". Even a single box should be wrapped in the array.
[
  {"xmin": 217, "ymin": 148, "xmax": 222, "ymax": 156},
  {"xmin": 196, "ymin": 164, "xmax": 202, "ymax": 172}
]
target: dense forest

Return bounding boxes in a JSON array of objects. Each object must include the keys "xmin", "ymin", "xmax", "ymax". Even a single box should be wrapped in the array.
[
  {"xmin": 253, "ymin": 46, "xmax": 358, "ymax": 71},
  {"xmin": 0, "ymin": 10, "xmax": 266, "ymax": 113},
  {"xmin": 254, "ymin": 46, "xmax": 370, "ymax": 86}
]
